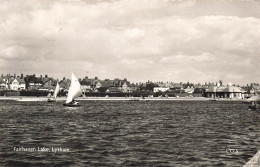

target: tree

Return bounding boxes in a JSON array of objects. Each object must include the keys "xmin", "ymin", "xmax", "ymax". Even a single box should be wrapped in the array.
[
  {"xmin": 145, "ymin": 82, "xmax": 158, "ymax": 92},
  {"xmin": 219, "ymin": 80, "xmax": 223, "ymax": 86},
  {"xmin": 97, "ymin": 87, "xmax": 108, "ymax": 93}
]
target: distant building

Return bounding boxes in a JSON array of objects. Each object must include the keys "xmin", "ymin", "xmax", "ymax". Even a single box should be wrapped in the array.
[
  {"xmin": 153, "ymin": 87, "xmax": 170, "ymax": 92},
  {"xmin": 193, "ymin": 84, "xmax": 206, "ymax": 94},
  {"xmin": 17, "ymin": 78, "xmax": 26, "ymax": 90},
  {"xmin": 106, "ymin": 87, "xmax": 122, "ymax": 93},
  {"xmin": 113, "ymin": 78, "xmax": 129, "ymax": 88},
  {"xmin": 184, "ymin": 88, "xmax": 194, "ymax": 93},
  {"xmin": 80, "ymin": 79, "xmax": 92, "ymax": 92},
  {"xmin": 0, "ymin": 74, "xmax": 25, "ymax": 90},
  {"xmin": 41, "ymin": 77, "xmax": 56, "ymax": 89},
  {"xmin": 205, "ymin": 85, "xmax": 246, "ymax": 99},
  {"xmin": 120, "ymin": 82, "xmax": 138, "ymax": 93},
  {"xmin": 0, "ymin": 77, "xmax": 6, "ymax": 90},
  {"xmin": 10, "ymin": 79, "xmax": 18, "ymax": 91},
  {"xmin": 10, "ymin": 78, "xmax": 26, "ymax": 91},
  {"xmin": 171, "ymin": 83, "xmax": 184, "ymax": 93},
  {"xmin": 96, "ymin": 81, "xmax": 114, "ymax": 89},
  {"xmin": 2, "ymin": 74, "xmax": 12, "ymax": 90},
  {"xmin": 157, "ymin": 82, "xmax": 174, "ymax": 89},
  {"xmin": 183, "ymin": 85, "xmax": 194, "ymax": 93},
  {"xmin": 59, "ymin": 78, "xmax": 71, "ymax": 91},
  {"xmin": 24, "ymin": 74, "xmax": 43, "ymax": 90},
  {"xmin": 128, "ymin": 83, "xmax": 138, "ymax": 92},
  {"xmin": 23, "ymin": 74, "xmax": 58, "ymax": 91}
]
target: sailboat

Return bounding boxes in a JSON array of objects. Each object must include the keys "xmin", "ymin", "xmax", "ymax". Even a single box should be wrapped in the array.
[
  {"xmin": 47, "ymin": 82, "xmax": 60, "ymax": 102},
  {"xmin": 63, "ymin": 73, "xmax": 82, "ymax": 107}
]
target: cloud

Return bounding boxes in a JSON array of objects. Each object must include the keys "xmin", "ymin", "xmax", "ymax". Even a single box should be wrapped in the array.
[{"xmin": 0, "ymin": 0, "xmax": 260, "ymax": 85}]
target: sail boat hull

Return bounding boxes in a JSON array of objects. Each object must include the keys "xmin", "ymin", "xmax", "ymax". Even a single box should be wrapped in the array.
[
  {"xmin": 63, "ymin": 102, "xmax": 80, "ymax": 107},
  {"xmin": 47, "ymin": 98, "xmax": 56, "ymax": 102}
]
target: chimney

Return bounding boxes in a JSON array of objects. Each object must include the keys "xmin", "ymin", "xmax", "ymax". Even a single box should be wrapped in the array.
[
  {"xmin": 33, "ymin": 74, "xmax": 35, "ymax": 77},
  {"xmin": 85, "ymin": 76, "xmax": 88, "ymax": 79},
  {"xmin": 1, "ymin": 74, "xmax": 3, "ymax": 77},
  {"xmin": 21, "ymin": 73, "xmax": 23, "ymax": 78},
  {"xmin": 45, "ymin": 74, "xmax": 48, "ymax": 78},
  {"xmin": 40, "ymin": 75, "xmax": 42, "ymax": 79},
  {"xmin": 95, "ymin": 77, "xmax": 98, "ymax": 80},
  {"xmin": 14, "ymin": 74, "xmax": 16, "ymax": 78}
]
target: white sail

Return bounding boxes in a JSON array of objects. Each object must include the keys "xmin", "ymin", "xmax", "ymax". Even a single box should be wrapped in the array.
[
  {"xmin": 66, "ymin": 73, "xmax": 82, "ymax": 104},
  {"xmin": 53, "ymin": 82, "xmax": 60, "ymax": 99}
]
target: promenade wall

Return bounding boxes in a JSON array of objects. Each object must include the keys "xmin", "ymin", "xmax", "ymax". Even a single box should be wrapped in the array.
[{"xmin": 0, "ymin": 90, "xmax": 48, "ymax": 96}]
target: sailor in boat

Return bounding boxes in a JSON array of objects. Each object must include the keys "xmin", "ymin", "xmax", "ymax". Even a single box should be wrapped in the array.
[
  {"xmin": 69, "ymin": 99, "xmax": 79, "ymax": 105},
  {"xmin": 63, "ymin": 99, "xmax": 80, "ymax": 106}
]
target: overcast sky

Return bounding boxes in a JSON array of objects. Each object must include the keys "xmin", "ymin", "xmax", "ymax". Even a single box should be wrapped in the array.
[{"xmin": 0, "ymin": 0, "xmax": 260, "ymax": 85}]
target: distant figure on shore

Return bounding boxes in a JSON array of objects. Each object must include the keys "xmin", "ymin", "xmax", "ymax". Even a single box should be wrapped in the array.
[{"xmin": 249, "ymin": 101, "xmax": 257, "ymax": 110}]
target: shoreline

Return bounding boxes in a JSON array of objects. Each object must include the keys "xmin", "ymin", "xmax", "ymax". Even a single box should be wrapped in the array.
[{"xmin": 0, "ymin": 96, "xmax": 247, "ymax": 102}]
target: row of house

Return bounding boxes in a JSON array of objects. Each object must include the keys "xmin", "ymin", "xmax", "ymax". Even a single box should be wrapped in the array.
[
  {"xmin": 0, "ymin": 74, "xmax": 259, "ymax": 98},
  {"xmin": 152, "ymin": 82, "xmax": 258, "ymax": 99},
  {"xmin": 0, "ymin": 74, "xmax": 139, "ymax": 93},
  {"xmin": 153, "ymin": 82, "xmax": 208, "ymax": 94},
  {"xmin": 0, "ymin": 74, "xmax": 57, "ymax": 91},
  {"xmin": 0, "ymin": 74, "xmax": 26, "ymax": 91},
  {"xmin": 61, "ymin": 77, "xmax": 138, "ymax": 93}
]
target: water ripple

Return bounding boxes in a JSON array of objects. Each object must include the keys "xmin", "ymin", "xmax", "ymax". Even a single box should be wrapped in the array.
[{"xmin": 0, "ymin": 100, "xmax": 259, "ymax": 166}]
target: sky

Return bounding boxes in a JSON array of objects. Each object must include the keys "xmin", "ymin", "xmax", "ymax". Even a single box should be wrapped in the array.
[{"xmin": 0, "ymin": 0, "xmax": 260, "ymax": 85}]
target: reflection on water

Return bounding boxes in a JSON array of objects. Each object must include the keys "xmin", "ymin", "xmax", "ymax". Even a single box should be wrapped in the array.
[{"xmin": 0, "ymin": 100, "xmax": 259, "ymax": 167}]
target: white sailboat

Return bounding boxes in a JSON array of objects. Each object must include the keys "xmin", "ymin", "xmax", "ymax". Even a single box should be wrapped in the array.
[
  {"xmin": 47, "ymin": 82, "xmax": 60, "ymax": 102},
  {"xmin": 63, "ymin": 73, "xmax": 82, "ymax": 107}
]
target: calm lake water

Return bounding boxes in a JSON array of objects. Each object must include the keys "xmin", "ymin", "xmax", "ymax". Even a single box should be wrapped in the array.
[{"xmin": 0, "ymin": 100, "xmax": 259, "ymax": 167}]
